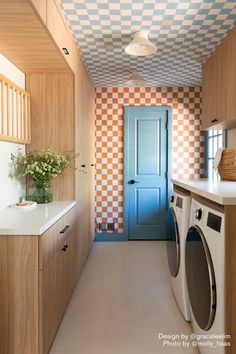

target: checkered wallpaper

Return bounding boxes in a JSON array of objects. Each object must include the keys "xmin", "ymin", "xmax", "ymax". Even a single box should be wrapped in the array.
[
  {"xmin": 60, "ymin": 0, "xmax": 236, "ymax": 87},
  {"xmin": 95, "ymin": 86, "xmax": 204, "ymax": 233}
]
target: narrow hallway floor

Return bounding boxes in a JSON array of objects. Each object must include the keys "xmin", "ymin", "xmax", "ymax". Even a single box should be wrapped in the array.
[{"xmin": 50, "ymin": 241, "xmax": 199, "ymax": 354}]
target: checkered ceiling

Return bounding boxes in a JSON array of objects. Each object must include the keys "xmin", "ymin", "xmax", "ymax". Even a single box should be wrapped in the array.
[{"xmin": 60, "ymin": 0, "xmax": 236, "ymax": 87}]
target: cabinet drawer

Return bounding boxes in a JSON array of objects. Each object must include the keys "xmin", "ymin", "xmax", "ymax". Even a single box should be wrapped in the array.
[
  {"xmin": 47, "ymin": 0, "xmax": 76, "ymax": 72},
  {"xmin": 39, "ymin": 207, "xmax": 76, "ymax": 269}
]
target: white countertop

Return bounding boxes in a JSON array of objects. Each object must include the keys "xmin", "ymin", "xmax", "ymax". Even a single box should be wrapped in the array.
[
  {"xmin": 172, "ymin": 178, "xmax": 236, "ymax": 205},
  {"xmin": 0, "ymin": 201, "xmax": 76, "ymax": 235}
]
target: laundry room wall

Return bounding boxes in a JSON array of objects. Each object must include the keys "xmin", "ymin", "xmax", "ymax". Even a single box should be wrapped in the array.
[{"xmin": 95, "ymin": 86, "xmax": 204, "ymax": 233}]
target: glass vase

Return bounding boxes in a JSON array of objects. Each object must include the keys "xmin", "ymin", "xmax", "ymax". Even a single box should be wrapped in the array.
[{"xmin": 30, "ymin": 180, "xmax": 53, "ymax": 204}]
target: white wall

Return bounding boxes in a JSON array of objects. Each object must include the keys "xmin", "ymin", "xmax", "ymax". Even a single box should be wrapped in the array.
[
  {"xmin": 0, "ymin": 54, "xmax": 26, "ymax": 209},
  {"xmin": 227, "ymin": 128, "xmax": 236, "ymax": 147}
]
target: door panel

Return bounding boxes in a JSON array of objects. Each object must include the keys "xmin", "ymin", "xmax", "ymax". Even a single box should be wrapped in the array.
[
  {"xmin": 136, "ymin": 188, "xmax": 160, "ymax": 225},
  {"xmin": 137, "ymin": 119, "xmax": 160, "ymax": 175},
  {"xmin": 125, "ymin": 106, "xmax": 169, "ymax": 240}
]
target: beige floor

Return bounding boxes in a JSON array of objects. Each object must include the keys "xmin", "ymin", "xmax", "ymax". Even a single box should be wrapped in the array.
[{"xmin": 50, "ymin": 241, "xmax": 199, "ymax": 354}]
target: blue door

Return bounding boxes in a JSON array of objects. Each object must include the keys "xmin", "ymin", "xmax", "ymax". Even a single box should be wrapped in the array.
[{"xmin": 124, "ymin": 106, "xmax": 171, "ymax": 240}]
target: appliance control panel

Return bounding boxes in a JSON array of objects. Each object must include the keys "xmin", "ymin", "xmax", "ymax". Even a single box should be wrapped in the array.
[
  {"xmin": 207, "ymin": 212, "xmax": 222, "ymax": 233},
  {"xmin": 176, "ymin": 196, "xmax": 183, "ymax": 209}
]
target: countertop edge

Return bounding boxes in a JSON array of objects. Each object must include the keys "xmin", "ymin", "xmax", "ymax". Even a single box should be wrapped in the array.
[
  {"xmin": 0, "ymin": 201, "xmax": 76, "ymax": 236},
  {"xmin": 39, "ymin": 201, "xmax": 76, "ymax": 235},
  {"xmin": 172, "ymin": 179, "xmax": 236, "ymax": 205}
]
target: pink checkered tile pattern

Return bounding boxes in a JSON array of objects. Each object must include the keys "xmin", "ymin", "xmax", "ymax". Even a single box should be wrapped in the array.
[{"xmin": 95, "ymin": 86, "xmax": 204, "ymax": 233}]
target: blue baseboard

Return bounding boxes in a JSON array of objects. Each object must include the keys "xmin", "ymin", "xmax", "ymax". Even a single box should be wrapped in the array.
[{"xmin": 94, "ymin": 232, "xmax": 128, "ymax": 242}]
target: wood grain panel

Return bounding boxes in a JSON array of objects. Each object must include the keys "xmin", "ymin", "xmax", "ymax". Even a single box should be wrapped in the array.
[
  {"xmin": 38, "ymin": 207, "xmax": 76, "ymax": 269},
  {"xmin": 0, "ymin": 0, "xmax": 69, "ymax": 73},
  {"xmin": 39, "ymin": 225, "xmax": 78, "ymax": 354},
  {"xmin": 75, "ymin": 57, "xmax": 95, "ymax": 261},
  {"xmin": 47, "ymin": 0, "xmax": 77, "ymax": 73},
  {"xmin": 0, "ymin": 236, "xmax": 39, "ymax": 354},
  {"xmin": 224, "ymin": 26, "xmax": 236, "ymax": 122},
  {"xmin": 29, "ymin": 0, "xmax": 47, "ymax": 24},
  {"xmin": 202, "ymin": 25, "xmax": 236, "ymax": 130},
  {"xmin": 39, "ymin": 250, "xmax": 60, "ymax": 354},
  {"xmin": 0, "ymin": 237, "xmax": 9, "ymax": 354},
  {"xmin": 26, "ymin": 73, "xmax": 75, "ymax": 200}
]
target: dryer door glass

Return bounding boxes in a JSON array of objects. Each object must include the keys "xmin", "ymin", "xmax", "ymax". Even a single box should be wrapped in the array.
[
  {"xmin": 185, "ymin": 226, "xmax": 216, "ymax": 330},
  {"xmin": 166, "ymin": 207, "xmax": 180, "ymax": 277}
]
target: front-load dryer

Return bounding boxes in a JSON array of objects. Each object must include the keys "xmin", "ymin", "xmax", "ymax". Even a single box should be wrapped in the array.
[
  {"xmin": 186, "ymin": 198, "xmax": 225, "ymax": 353},
  {"xmin": 166, "ymin": 190, "xmax": 191, "ymax": 321}
]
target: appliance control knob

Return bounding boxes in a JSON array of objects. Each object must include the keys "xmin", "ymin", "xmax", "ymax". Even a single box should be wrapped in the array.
[
  {"xmin": 170, "ymin": 195, "xmax": 174, "ymax": 203},
  {"xmin": 195, "ymin": 208, "xmax": 202, "ymax": 220}
]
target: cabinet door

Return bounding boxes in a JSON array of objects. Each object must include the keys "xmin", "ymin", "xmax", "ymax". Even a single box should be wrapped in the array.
[
  {"xmin": 202, "ymin": 61, "xmax": 211, "ymax": 130},
  {"xmin": 0, "ymin": 236, "xmax": 39, "ymax": 354},
  {"xmin": 75, "ymin": 59, "xmax": 95, "ymax": 261},
  {"xmin": 202, "ymin": 26, "xmax": 236, "ymax": 130},
  {"xmin": 39, "ymin": 229, "xmax": 79, "ymax": 354},
  {"xmin": 202, "ymin": 52, "xmax": 222, "ymax": 129},
  {"xmin": 30, "ymin": 0, "xmax": 47, "ymax": 24},
  {"xmin": 224, "ymin": 26, "xmax": 236, "ymax": 121},
  {"xmin": 47, "ymin": 0, "xmax": 76, "ymax": 72},
  {"xmin": 39, "ymin": 253, "xmax": 60, "ymax": 354}
]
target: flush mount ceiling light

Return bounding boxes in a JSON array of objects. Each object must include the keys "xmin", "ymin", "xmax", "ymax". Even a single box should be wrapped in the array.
[
  {"xmin": 125, "ymin": 31, "xmax": 157, "ymax": 56},
  {"xmin": 126, "ymin": 72, "xmax": 147, "ymax": 87}
]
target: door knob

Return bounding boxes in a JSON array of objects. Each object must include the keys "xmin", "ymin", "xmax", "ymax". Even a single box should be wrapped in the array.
[
  {"xmin": 195, "ymin": 208, "xmax": 202, "ymax": 221},
  {"xmin": 128, "ymin": 179, "xmax": 139, "ymax": 184}
]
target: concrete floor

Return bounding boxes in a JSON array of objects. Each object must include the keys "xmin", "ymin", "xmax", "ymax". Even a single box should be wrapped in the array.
[{"xmin": 50, "ymin": 241, "xmax": 199, "ymax": 354}]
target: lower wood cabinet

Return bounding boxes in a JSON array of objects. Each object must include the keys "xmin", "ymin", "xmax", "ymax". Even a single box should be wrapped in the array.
[
  {"xmin": 0, "ymin": 205, "xmax": 88, "ymax": 354},
  {"xmin": 39, "ymin": 226, "xmax": 77, "ymax": 354}
]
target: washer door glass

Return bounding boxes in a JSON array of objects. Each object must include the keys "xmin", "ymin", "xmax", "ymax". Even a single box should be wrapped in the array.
[
  {"xmin": 166, "ymin": 207, "xmax": 180, "ymax": 277},
  {"xmin": 185, "ymin": 225, "xmax": 216, "ymax": 330}
]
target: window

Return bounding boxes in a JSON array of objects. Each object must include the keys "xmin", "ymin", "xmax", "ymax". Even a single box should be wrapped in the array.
[{"xmin": 206, "ymin": 130, "xmax": 226, "ymax": 178}]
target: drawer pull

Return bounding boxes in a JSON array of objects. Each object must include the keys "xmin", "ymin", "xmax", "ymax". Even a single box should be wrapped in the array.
[
  {"xmin": 60, "ymin": 225, "xmax": 70, "ymax": 234},
  {"xmin": 62, "ymin": 47, "xmax": 69, "ymax": 55},
  {"xmin": 61, "ymin": 244, "xmax": 68, "ymax": 252},
  {"xmin": 211, "ymin": 119, "xmax": 218, "ymax": 123}
]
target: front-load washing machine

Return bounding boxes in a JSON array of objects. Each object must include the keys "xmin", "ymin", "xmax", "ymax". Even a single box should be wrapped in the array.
[
  {"xmin": 186, "ymin": 198, "xmax": 225, "ymax": 353},
  {"xmin": 166, "ymin": 190, "xmax": 191, "ymax": 321}
]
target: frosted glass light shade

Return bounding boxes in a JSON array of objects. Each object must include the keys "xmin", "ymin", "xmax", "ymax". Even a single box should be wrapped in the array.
[
  {"xmin": 125, "ymin": 31, "xmax": 157, "ymax": 56},
  {"xmin": 126, "ymin": 72, "xmax": 147, "ymax": 87}
]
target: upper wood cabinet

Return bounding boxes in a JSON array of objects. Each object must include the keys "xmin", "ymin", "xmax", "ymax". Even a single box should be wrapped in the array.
[
  {"xmin": 202, "ymin": 25, "xmax": 236, "ymax": 130},
  {"xmin": 0, "ymin": 0, "xmax": 70, "ymax": 74},
  {"xmin": 29, "ymin": 0, "xmax": 47, "ymax": 24},
  {"xmin": 47, "ymin": 0, "xmax": 77, "ymax": 73},
  {"xmin": 26, "ymin": 73, "xmax": 75, "ymax": 201}
]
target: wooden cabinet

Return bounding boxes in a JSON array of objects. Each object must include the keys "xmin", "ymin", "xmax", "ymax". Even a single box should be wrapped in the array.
[
  {"xmin": 202, "ymin": 25, "xmax": 236, "ymax": 130},
  {"xmin": 29, "ymin": 0, "xmax": 47, "ymax": 24},
  {"xmin": 26, "ymin": 73, "xmax": 75, "ymax": 201},
  {"xmin": 39, "ymin": 212, "xmax": 78, "ymax": 354},
  {"xmin": 39, "ymin": 250, "xmax": 59, "ymax": 354},
  {"xmin": 75, "ymin": 58, "xmax": 95, "ymax": 262},
  {"xmin": 0, "ymin": 236, "xmax": 39, "ymax": 354},
  {"xmin": 0, "ymin": 0, "xmax": 70, "ymax": 74},
  {"xmin": 0, "ymin": 206, "xmax": 80, "ymax": 354},
  {"xmin": 47, "ymin": 0, "xmax": 77, "ymax": 72}
]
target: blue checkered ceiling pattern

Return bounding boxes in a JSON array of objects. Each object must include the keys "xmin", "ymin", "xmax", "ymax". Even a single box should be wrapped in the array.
[{"xmin": 60, "ymin": 0, "xmax": 236, "ymax": 87}]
